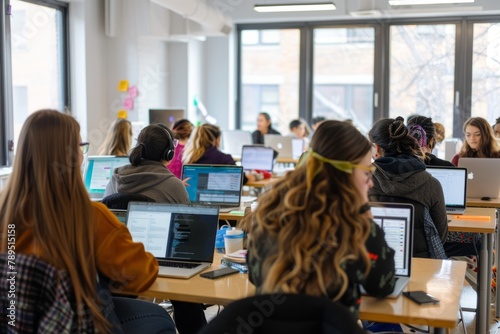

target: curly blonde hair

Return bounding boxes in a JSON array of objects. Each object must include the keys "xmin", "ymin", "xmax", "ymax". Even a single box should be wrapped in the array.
[{"xmin": 239, "ymin": 120, "xmax": 372, "ymax": 300}]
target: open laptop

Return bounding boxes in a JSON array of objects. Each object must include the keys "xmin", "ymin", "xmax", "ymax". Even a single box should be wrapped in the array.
[
  {"xmin": 148, "ymin": 109, "xmax": 185, "ymax": 128},
  {"xmin": 264, "ymin": 135, "xmax": 304, "ymax": 160},
  {"xmin": 126, "ymin": 202, "xmax": 219, "ymax": 279},
  {"xmin": 458, "ymin": 158, "xmax": 500, "ymax": 199},
  {"xmin": 426, "ymin": 166, "xmax": 467, "ymax": 214},
  {"xmin": 110, "ymin": 209, "xmax": 128, "ymax": 225},
  {"xmin": 366, "ymin": 202, "xmax": 414, "ymax": 298},
  {"xmin": 221, "ymin": 130, "xmax": 253, "ymax": 158},
  {"xmin": 240, "ymin": 145, "xmax": 276, "ymax": 172},
  {"xmin": 182, "ymin": 165, "xmax": 244, "ymax": 212},
  {"xmin": 83, "ymin": 156, "xmax": 130, "ymax": 201}
]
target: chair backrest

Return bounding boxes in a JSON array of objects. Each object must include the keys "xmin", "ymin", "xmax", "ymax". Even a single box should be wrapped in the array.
[
  {"xmin": 198, "ymin": 294, "xmax": 366, "ymax": 334},
  {"xmin": 0, "ymin": 253, "xmax": 95, "ymax": 332},
  {"xmin": 101, "ymin": 192, "xmax": 155, "ymax": 210}
]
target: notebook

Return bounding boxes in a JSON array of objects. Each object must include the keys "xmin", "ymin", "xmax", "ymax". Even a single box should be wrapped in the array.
[
  {"xmin": 264, "ymin": 135, "xmax": 304, "ymax": 160},
  {"xmin": 426, "ymin": 166, "xmax": 467, "ymax": 214},
  {"xmin": 126, "ymin": 202, "xmax": 219, "ymax": 279},
  {"xmin": 458, "ymin": 158, "xmax": 500, "ymax": 199},
  {"xmin": 83, "ymin": 156, "xmax": 130, "ymax": 200},
  {"xmin": 221, "ymin": 130, "xmax": 253, "ymax": 158},
  {"xmin": 366, "ymin": 202, "xmax": 414, "ymax": 298},
  {"xmin": 240, "ymin": 145, "xmax": 276, "ymax": 172},
  {"xmin": 182, "ymin": 165, "xmax": 244, "ymax": 212}
]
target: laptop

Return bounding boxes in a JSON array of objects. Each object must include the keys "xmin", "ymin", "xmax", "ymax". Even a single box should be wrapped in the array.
[
  {"xmin": 221, "ymin": 130, "xmax": 253, "ymax": 158},
  {"xmin": 240, "ymin": 145, "xmax": 276, "ymax": 172},
  {"xmin": 366, "ymin": 202, "xmax": 414, "ymax": 298},
  {"xmin": 264, "ymin": 135, "xmax": 304, "ymax": 160},
  {"xmin": 458, "ymin": 158, "xmax": 500, "ymax": 199},
  {"xmin": 182, "ymin": 165, "xmax": 244, "ymax": 212},
  {"xmin": 126, "ymin": 202, "xmax": 219, "ymax": 279},
  {"xmin": 83, "ymin": 156, "xmax": 130, "ymax": 200},
  {"xmin": 110, "ymin": 209, "xmax": 128, "ymax": 225},
  {"xmin": 148, "ymin": 109, "xmax": 185, "ymax": 129},
  {"xmin": 426, "ymin": 166, "xmax": 467, "ymax": 214}
]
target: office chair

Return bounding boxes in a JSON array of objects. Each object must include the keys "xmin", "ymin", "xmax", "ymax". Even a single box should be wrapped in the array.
[
  {"xmin": 198, "ymin": 294, "xmax": 367, "ymax": 334},
  {"xmin": 0, "ymin": 253, "xmax": 95, "ymax": 332}
]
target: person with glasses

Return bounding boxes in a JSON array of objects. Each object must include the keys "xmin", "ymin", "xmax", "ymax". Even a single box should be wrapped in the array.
[
  {"xmin": 0, "ymin": 110, "xmax": 175, "ymax": 333},
  {"xmin": 182, "ymin": 123, "xmax": 257, "ymax": 184},
  {"xmin": 239, "ymin": 120, "xmax": 396, "ymax": 319},
  {"xmin": 369, "ymin": 116, "xmax": 448, "ymax": 258}
]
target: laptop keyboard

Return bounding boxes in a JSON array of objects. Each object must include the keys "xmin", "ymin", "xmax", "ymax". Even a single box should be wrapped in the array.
[{"xmin": 158, "ymin": 260, "xmax": 200, "ymax": 269}]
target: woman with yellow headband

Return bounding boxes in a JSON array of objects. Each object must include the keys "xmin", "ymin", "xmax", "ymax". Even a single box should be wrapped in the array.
[{"xmin": 240, "ymin": 120, "xmax": 396, "ymax": 318}]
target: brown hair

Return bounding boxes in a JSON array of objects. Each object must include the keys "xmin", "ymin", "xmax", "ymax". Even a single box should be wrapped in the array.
[
  {"xmin": 182, "ymin": 123, "xmax": 221, "ymax": 164},
  {"xmin": 239, "ymin": 120, "xmax": 372, "ymax": 299},
  {"xmin": 172, "ymin": 119, "xmax": 194, "ymax": 141},
  {"xmin": 434, "ymin": 122, "xmax": 445, "ymax": 143},
  {"xmin": 459, "ymin": 117, "xmax": 500, "ymax": 158},
  {"xmin": 0, "ymin": 110, "xmax": 109, "ymax": 332},
  {"xmin": 98, "ymin": 118, "xmax": 133, "ymax": 156}
]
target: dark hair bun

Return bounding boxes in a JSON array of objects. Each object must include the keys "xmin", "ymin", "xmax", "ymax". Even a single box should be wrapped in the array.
[{"xmin": 389, "ymin": 116, "xmax": 407, "ymax": 140}]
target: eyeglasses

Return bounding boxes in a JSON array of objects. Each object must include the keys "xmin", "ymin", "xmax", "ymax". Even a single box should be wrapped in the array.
[
  {"xmin": 79, "ymin": 142, "xmax": 90, "ymax": 154},
  {"xmin": 310, "ymin": 150, "xmax": 376, "ymax": 175}
]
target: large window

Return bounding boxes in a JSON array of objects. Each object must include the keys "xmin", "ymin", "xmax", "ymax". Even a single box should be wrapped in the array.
[
  {"xmin": 0, "ymin": 0, "xmax": 68, "ymax": 165},
  {"xmin": 471, "ymin": 22, "xmax": 500, "ymax": 121},
  {"xmin": 313, "ymin": 27, "xmax": 375, "ymax": 134},
  {"xmin": 239, "ymin": 28, "xmax": 300, "ymax": 134},
  {"xmin": 389, "ymin": 24, "xmax": 456, "ymax": 137}
]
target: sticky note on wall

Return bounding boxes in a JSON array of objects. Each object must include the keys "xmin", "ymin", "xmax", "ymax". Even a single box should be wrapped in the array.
[
  {"xmin": 117, "ymin": 110, "xmax": 128, "ymax": 119},
  {"xmin": 118, "ymin": 80, "xmax": 129, "ymax": 92}
]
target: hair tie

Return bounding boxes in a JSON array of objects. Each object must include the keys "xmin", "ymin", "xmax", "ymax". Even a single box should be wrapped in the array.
[{"xmin": 407, "ymin": 124, "xmax": 428, "ymax": 148}]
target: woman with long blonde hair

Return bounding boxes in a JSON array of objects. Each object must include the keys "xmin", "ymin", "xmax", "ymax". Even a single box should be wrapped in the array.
[
  {"xmin": 98, "ymin": 118, "xmax": 133, "ymax": 156},
  {"xmin": 240, "ymin": 120, "xmax": 395, "ymax": 317},
  {"xmin": 0, "ymin": 110, "xmax": 175, "ymax": 333}
]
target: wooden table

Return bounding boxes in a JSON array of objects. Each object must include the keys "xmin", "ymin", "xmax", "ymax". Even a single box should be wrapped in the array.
[
  {"xmin": 219, "ymin": 211, "xmax": 247, "ymax": 222},
  {"xmin": 245, "ymin": 178, "xmax": 278, "ymax": 189},
  {"xmin": 142, "ymin": 255, "xmax": 465, "ymax": 333},
  {"xmin": 447, "ymin": 207, "xmax": 496, "ymax": 333}
]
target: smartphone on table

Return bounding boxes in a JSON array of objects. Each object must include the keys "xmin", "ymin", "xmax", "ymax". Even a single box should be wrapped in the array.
[
  {"xmin": 403, "ymin": 291, "xmax": 440, "ymax": 305},
  {"xmin": 199, "ymin": 267, "xmax": 239, "ymax": 279}
]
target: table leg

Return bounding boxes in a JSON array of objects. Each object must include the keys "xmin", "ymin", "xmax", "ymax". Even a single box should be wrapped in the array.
[
  {"xmin": 476, "ymin": 232, "xmax": 490, "ymax": 334},
  {"xmin": 432, "ymin": 328, "xmax": 446, "ymax": 334}
]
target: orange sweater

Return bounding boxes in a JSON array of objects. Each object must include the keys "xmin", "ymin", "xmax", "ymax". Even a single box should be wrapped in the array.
[{"xmin": 16, "ymin": 201, "xmax": 158, "ymax": 294}]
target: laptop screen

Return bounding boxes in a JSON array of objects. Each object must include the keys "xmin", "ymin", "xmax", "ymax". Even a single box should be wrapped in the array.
[
  {"xmin": 370, "ymin": 203, "xmax": 413, "ymax": 276},
  {"xmin": 241, "ymin": 146, "xmax": 275, "ymax": 172},
  {"xmin": 83, "ymin": 156, "xmax": 130, "ymax": 195},
  {"xmin": 182, "ymin": 165, "xmax": 243, "ymax": 206},
  {"xmin": 126, "ymin": 202, "xmax": 219, "ymax": 263},
  {"xmin": 426, "ymin": 167, "xmax": 467, "ymax": 209}
]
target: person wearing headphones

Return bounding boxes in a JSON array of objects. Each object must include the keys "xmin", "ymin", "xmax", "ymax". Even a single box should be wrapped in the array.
[{"xmin": 104, "ymin": 123, "xmax": 207, "ymax": 334}]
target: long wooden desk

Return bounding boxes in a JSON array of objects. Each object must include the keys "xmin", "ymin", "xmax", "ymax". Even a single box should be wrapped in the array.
[
  {"xmin": 245, "ymin": 178, "xmax": 278, "ymax": 189},
  {"xmin": 448, "ymin": 207, "xmax": 496, "ymax": 333},
  {"xmin": 466, "ymin": 198, "xmax": 500, "ymax": 319},
  {"xmin": 143, "ymin": 255, "xmax": 465, "ymax": 333}
]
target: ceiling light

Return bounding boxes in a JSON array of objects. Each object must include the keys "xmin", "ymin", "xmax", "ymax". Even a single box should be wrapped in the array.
[
  {"xmin": 389, "ymin": 0, "xmax": 474, "ymax": 5},
  {"xmin": 254, "ymin": 3, "xmax": 336, "ymax": 13}
]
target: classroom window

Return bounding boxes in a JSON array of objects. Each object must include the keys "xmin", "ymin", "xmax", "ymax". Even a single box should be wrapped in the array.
[
  {"xmin": 313, "ymin": 27, "xmax": 375, "ymax": 134},
  {"xmin": 389, "ymin": 24, "xmax": 456, "ymax": 138},
  {"xmin": 240, "ymin": 28, "xmax": 300, "ymax": 134},
  {"xmin": 470, "ymin": 22, "xmax": 500, "ymax": 122},
  {"xmin": 9, "ymin": 0, "xmax": 67, "ymax": 155},
  {"xmin": 241, "ymin": 29, "xmax": 281, "ymax": 46}
]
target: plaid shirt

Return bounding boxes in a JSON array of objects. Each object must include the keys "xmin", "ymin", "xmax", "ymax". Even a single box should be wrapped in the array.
[{"xmin": 0, "ymin": 253, "xmax": 95, "ymax": 333}]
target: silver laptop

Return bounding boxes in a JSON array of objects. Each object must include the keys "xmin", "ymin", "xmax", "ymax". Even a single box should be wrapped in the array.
[
  {"xmin": 83, "ymin": 156, "xmax": 130, "ymax": 201},
  {"xmin": 222, "ymin": 130, "xmax": 253, "ymax": 158},
  {"xmin": 182, "ymin": 165, "xmax": 244, "ymax": 212},
  {"xmin": 426, "ymin": 167, "xmax": 467, "ymax": 214},
  {"xmin": 366, "ymin": 202, "xmax": 414, "ymax": 298},
  {"xmin": 241, "ymin": 145, "xmax": 276, "ymax": 172},
  {"xmin": 110, "ymin": 209, "xmax": 128, "ymax": 224},
  {"xmin": 458, "ymin": 158, "xmax": 500, "ymax": 199},
  {"xmin": 264, "ymin": 135, "xmax": 304, "ymax": 160},
  {"xmin": 126, "ymin": 202, "xmax": 219, "ymax": 279}
]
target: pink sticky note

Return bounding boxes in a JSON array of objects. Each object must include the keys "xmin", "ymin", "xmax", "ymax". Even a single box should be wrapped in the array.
[
  {"xmin": 123, "ymin": 97, "xmax": 134, "ymax": 110},
  {"xmin": 128, "ymin": 86, "xmax": 138, "ymax": 98}
]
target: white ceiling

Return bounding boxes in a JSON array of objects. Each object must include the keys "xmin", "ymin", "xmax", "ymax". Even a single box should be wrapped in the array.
[{"xmin": 228, "ymin": 0, "xmax": 500, "ymax": 23}]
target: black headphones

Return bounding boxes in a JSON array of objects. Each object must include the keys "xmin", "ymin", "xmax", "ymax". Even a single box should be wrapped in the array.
[{"xmin": 154, "ymin": 123, "xmax": 175, "ymax": 162}]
